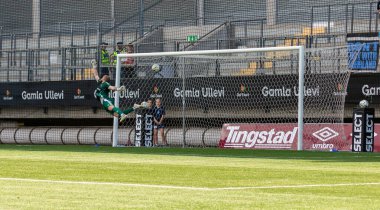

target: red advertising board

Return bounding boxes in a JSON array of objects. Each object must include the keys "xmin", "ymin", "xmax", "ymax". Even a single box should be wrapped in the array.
[{"xmin": 219, "ymin": 123, "xmax": 380, "ymax": 152}]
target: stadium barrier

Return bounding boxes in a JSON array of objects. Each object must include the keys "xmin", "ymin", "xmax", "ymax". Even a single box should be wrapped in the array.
[
  {"xmin": 218, "ymin": 123, "xmax": 380, "ymax": 152},
  {"xmin": 1, "ymin": 124, "xmax": 379, "ymax": 152},
  {"xmin": 0, "ymin": 127, "xmax": 220, "ymax": 147}
]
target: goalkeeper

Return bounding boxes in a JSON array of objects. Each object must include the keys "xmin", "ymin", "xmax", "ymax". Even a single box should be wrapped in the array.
[{"xmin": 91, "ymin": 60, "xmax": 147, "ymax": 123}]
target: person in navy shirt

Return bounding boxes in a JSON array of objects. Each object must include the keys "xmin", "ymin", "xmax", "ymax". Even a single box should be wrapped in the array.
[{"xmin": 153, "ymin": 98, "xmax": 167, "ymax": 146}]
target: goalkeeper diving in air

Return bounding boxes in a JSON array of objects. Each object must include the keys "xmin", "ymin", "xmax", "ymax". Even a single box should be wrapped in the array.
[{"xmin": 91, "ymin": 60, "xmax": 147, "ymax": 123}]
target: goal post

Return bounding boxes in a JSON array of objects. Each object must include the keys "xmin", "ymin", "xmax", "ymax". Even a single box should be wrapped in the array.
[
  {"xmin": 297, "ymin": 46, "xmax": 305, "ymax": 151},
  {"xmin": 112, "ymin": 46, "xmax": 350, "ymax": 151},
  {"xmin": 112, "ymin": 46, "xmax": 307, "ymax": 149}
]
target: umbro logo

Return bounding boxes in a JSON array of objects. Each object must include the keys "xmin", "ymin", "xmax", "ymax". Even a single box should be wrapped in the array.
[{"xmin": 312, "ymin": 127, "xmax": 339, "ymax": 142}]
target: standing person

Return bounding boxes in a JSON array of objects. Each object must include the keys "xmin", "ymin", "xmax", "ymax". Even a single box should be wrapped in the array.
[
  {"xmin": 146, "ymin": 98, "xmax": 154, "ymax": 109},
  {"xmin": 111, "ymin": 42, "xmax": 126, "ymax": 79},
  {"xmin": 153, "ymin": 98, "xmax": 167, "ymax": 146},
  {"xmin": 99, "ymin": 42, "xmax": 110, "ymax": 78},
  {"xmin": 125, "ymin": 44, "xmax": 136, "ymax": 78},
  {"xmin": 91, "ymin": 60, "xmax": 147, "ymax": 123}
]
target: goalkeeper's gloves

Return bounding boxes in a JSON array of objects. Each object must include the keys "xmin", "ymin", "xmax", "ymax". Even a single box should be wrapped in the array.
[
  {"xmin": 116, "ymin": 86, "xmax": 126, "ymax": 91},
  {"xmin": 91, "ymin": 59, "xmax": 97, "ymax": 68},
  {"xmin": 141, "ymin": 101, "xmax": 148, "ymax": 108},
  {"xmin": 133, "ymin": 102, "xmax": 148, "ymax": 109}
]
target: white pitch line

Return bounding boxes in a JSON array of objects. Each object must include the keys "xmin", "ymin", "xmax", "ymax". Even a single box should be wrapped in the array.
[
  {"xmin": 0, "ymin": 178, "xmax": 212, "ymax": 191},
  {"xmin": 214, "ymin": 182, "xmax": 380, "ymax": 190},
  {"xmin": 1, "ymin": 178, "xmax": 380, "ymax": 191}
]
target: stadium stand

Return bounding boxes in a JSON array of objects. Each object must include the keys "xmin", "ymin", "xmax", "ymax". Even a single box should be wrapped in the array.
[
  {"xmin": 0, "ymin": 0, "xmax": 378, "ymax": 147},
  {"xmin": 0, "ymin": 1, "xmax": 376, "ymax": 82}
]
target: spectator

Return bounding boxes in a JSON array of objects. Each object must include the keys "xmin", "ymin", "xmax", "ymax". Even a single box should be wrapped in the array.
[
  {"xmin": 153, "ymin": 98, "xmax": 167, "ymax": 146},
  {"xmin": 111, "ymin": 42, "xmax": 126, "ymax": 79},
  {"xmin": 125, "ymin": 44, "xmax": 136, "ymax": 78},
  {"xmin": 146, "ymin": 98, "xmax": 154, "ymax": 109},
  {"xmin": 99, "ymin": 42, "xmax": 110, "ymax": 78}
]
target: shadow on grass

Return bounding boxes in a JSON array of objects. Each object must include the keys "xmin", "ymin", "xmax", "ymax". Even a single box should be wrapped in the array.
[{"xmin": 0, "ymin": 144, "xmax": 379, "ymax": 163}]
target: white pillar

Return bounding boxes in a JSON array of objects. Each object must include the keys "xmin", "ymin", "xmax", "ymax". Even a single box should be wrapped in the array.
[
  {"xmin": 111, "ymin": 0, "xmax": 115, "ymax": 20},
  {"xmin": 32, "ymin": 0, "xmax": 41, "ymax": 37},
  {"xmin": 139, "ymin": 0, "xmax": 144, "ymax": 38},
  {"xmin": 266, "ymin": 0, "xmax": 277, "ymax": 26},
  {"xmin": 197, "ymin": 0, "xmax": 204, "ymax": 26}
]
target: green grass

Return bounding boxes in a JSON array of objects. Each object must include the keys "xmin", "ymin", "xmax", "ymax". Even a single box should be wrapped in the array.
[{"xmin": 0, "ymin": 145, "xmax": 380, "ymax": 209}]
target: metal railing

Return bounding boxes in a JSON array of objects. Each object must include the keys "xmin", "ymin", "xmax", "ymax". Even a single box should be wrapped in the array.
[
  {"xmin": 0, "ymin": 1, "xmax": 378, "ymax": 82},
  {"xmin": 0, "ymin": 33, "xmax": 346, "ymax": 82},
  {"xmin": 311, "ymin": 1, "xmax": 379, "ymax": 35},
  {"xmin": 0, "ymin": 46, "xmax": 97, "ymax": 82},
  {"xmin": 0, "ymin": 2, "xmax": 377, "ymax": 51},
  {"xmin": 0, "ymin": 24, "xmax": 157, "ymax": 51}
]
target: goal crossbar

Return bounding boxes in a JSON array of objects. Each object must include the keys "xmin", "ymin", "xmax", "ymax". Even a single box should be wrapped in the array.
[{"xmin": 113, "ymin": 46, "xmax": 305, "ymax": 150}]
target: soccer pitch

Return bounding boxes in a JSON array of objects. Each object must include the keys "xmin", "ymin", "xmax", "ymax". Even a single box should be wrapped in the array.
[{"xmin": 0, "ymin": 145, "xmax": 380, "ymax": 209}]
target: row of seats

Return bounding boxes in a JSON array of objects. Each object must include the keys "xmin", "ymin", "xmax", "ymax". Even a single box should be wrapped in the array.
[{"xmin": 236, "ymin": 26, "xmax": 326, "ymax": 76}]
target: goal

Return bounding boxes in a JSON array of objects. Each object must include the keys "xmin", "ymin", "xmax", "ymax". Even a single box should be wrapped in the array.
[{"xmin": 112, "ymin": 46, "xmax": 350, "ymax": 150}]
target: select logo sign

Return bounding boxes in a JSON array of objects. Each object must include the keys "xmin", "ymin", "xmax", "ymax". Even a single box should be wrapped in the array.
[
  {"xmin": 135, "ymin": 110, "xmax": 154, "ymax": 147},
  {"xmin": 352, "ymin": 108, "xmax": 375, "ymax": 152},
  {"xmin": 366, "ymin": 113, "xmax": 375, "ymax": 152},
  {"xmin": 135, "ymin": 113, "xmax": 143, "ymax": 147},
  {"xmin": 144, "ymin": 114, "xmax": 153, "ymax": 147}
]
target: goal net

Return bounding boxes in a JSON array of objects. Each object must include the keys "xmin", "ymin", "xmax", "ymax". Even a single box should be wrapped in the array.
[{"xmin": 113, "ymin": 46, "xmax": 350, "ymax": 150}]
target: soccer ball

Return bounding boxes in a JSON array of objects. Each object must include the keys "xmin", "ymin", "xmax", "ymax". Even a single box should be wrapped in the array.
[
  {"xmin": 359, "ymin": 99, "xmax": 369, "ymax": 108},
  {"xmin": 151, "ymin": 64, "xmax": 160, "ymax": 72}
]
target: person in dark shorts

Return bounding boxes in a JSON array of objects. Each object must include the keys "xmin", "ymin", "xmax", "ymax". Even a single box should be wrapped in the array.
[{"xmin": 153, "ymin": 98, "xmax": 167, "ymax": 146}]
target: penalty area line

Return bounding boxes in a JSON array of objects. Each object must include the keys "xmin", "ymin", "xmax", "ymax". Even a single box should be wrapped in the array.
[{"xmin": 1, "ymin": 178, "xmax": 380, "ymax": 191}]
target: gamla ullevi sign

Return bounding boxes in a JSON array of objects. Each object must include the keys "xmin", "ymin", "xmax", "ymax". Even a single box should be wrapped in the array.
[{"xmin": 22, "ymin": 90, "xmax": 64, "ymax": 100}]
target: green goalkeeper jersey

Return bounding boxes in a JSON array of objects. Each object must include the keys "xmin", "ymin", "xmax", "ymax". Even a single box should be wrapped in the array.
[{"xmin": 95, "ymin": 80, "xmax": 111, "ymax": 99}]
